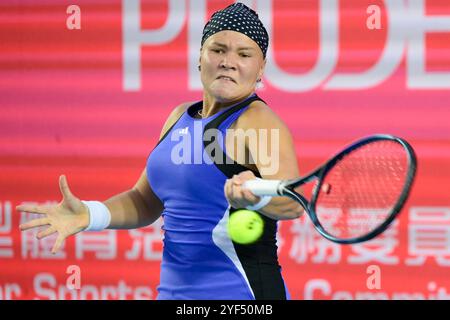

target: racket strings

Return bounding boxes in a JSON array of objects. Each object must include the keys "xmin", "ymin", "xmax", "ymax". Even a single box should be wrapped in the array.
[{"xmin": 315, "ymin": 140, "xmax": 409, "ymax": 240}]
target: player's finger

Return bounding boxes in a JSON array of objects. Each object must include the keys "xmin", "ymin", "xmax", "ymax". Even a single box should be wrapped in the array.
[
  {"xmin": 37, "ymin": 226, "xmax": 57, "ymax": 240},
  {"xmin": 242, "ymin": 189, "xmax": 260, "ymax": 203},
  {"xmin": 19, "ymin": 218, "xmax": 50, "ymax": 231},
  {"xmin": 232, "ymin": 174, "xmax": 242, "ymax": 186},
  {"xmin": 225, "ymin": 181, "xmax": 236, "ymax": 205},
  {"xmin": 224, "ymin": 179, "xmax": 232, "ymax": 200},
  {"xmin": 16, "ymin": 204, "xmax": 48, "ymax": 215},
  {"xmin": 230, "ymin": 181, "xmax": 239, "ymax": 202},
  {"xmin": 225, "ymin": 180, "xmax": 239, "ymax": 208},
  {"xmin": 238, "ymin": 170, "xmax": 256, "ymax": 181},
  {"xmin": 51, "ymin": 235, "xmax": 65, "ymax": 255},
  {"xmin": 231, "ymin": 185, "xmax": 248, "ymax": 208},
  {"xmin": 59, "ymin": 175, "xmax": 74, "ymax": 201}
]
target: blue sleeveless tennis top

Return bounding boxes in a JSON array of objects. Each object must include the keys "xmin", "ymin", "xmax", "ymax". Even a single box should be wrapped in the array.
[{"xmin": 146, "ymin": 94, "xmax": 290, "ymax": 300}]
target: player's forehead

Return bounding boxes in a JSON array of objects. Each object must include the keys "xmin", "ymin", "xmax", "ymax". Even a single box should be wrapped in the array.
[{"xmin": 203, "ymin": 30, "xmax": 260, "ymax": 51}]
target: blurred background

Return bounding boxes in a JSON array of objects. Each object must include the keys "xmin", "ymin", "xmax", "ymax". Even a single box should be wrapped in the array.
[{"xmin": 1, "ymin": 0, "xmax": 450, "ymax": 300}]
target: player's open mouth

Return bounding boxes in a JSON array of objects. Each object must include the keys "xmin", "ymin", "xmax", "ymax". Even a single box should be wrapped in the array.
[{"xmin": 216, "ymin": 75, "xmax": 236, "ymax": 83}]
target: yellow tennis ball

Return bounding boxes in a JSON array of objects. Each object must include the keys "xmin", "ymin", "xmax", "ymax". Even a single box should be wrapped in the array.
[{"xmin": 227, "ymin": 210, "xmax": 264, "ymax": 245}]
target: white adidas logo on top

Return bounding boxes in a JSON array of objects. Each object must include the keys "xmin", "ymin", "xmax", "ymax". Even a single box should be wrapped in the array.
[{"xmin": 178, "ymin": 127, "xmax": 189, "ymax": 135}]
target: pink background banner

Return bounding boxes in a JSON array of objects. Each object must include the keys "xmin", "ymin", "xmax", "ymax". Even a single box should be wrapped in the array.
[{"xmin": 1, "ymin": 0, "xmax": 450, "ymax": 299}]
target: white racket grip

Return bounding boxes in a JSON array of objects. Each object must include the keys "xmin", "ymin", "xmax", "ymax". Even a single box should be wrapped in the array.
[{"xmin": 242, "ymin": 179, "xmax": 282, "ymax": 197}]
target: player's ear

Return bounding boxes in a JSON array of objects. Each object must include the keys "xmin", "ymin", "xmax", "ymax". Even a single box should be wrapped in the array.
[
  {"xmin": 257, "ymin": 58, "xmax": 266, "ymax": 80},
  {"xmin": 198, "ymin": 50, "xmax": 202, "ymax": 71}
]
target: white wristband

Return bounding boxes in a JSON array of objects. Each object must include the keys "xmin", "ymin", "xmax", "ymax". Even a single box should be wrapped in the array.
[
  {"xmin": 82, "ymin": 201, "xmax": 111, "ymax": 232},
  {"xmin": 246, "ymin": 195, "xmax": 272, "ymax": 211}
]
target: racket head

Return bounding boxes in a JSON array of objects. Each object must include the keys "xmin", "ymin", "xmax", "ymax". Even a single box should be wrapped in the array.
[{"xmin": 307, "ymin": 134, "xmax": 417, "ymax": 244}]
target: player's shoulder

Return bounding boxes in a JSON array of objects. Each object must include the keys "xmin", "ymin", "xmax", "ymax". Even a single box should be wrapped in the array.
[
  {"xmin": 159, "ymin": 101, "xmax": 195, "ymax": 139},
  {"xmin": 169, "ymin": 101, "xmax": 194, "ymax": 119},
  {"xmin": 166, "ymin": 101, "xmax": 198, "ymax": 123},
  {"xmin": 237, "ymin": 98, "xmax": 286, "ymax": 130}
]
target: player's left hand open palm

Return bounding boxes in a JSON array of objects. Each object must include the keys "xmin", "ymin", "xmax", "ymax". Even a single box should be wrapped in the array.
[{"xmin": 16, "ymin": 175, "xmax": 90, "ymax": 254}]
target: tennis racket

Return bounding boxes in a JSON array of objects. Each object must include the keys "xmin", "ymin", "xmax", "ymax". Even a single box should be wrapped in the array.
[{"xmin": 243, "ymin": 134, "xmax": 417, "ymax": 244}]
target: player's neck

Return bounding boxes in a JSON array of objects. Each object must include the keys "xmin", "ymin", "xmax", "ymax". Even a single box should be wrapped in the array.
[{"xmin": 200, "ymin": 92, "xmax": 254, "ymax": 118}]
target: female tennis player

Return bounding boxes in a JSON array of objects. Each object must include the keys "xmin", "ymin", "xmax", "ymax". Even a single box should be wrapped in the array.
[{"xmin": 16, "ymin": 3, "xmax": 303, "ymax": 300}]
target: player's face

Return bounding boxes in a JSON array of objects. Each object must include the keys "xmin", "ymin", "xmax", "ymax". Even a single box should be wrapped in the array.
[{"xmin": 200, "ymin": 30, "xmax": 265, "ymax": 103}]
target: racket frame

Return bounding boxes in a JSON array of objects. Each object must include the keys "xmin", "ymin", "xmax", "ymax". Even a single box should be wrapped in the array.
[{"xmin": 277, "ymin": 134, "xmax": 417, "ymax": 244}]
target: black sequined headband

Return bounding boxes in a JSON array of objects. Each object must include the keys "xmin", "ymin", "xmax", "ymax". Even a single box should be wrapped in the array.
[{"xmin": 201, "ymin": 3, "xmax": 269, "ymax": 58}]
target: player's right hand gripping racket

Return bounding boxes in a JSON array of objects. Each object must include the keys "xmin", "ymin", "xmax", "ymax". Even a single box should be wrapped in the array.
[{"xmin": 243, "ymin": 134, "xmax": 417, "ymax": 244}]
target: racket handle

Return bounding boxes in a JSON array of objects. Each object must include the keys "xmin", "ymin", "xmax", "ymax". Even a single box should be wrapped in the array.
[{"xmin": 242, "ymin": 179, "xmax": 282, "ymax": 196}]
